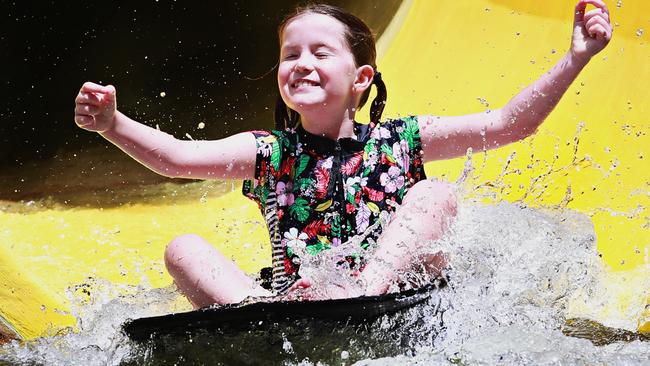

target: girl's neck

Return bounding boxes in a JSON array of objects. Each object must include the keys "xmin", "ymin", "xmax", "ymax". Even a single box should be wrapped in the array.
[{"xmin": 299, "ymin": 104, "xmax": 358, "ymax": 141}]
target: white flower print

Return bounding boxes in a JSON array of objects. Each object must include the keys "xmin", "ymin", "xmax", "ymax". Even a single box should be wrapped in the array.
[
  {"xmin": 380, "ymin": 166, "xmax": 405, "ymax": 193},
  {"xmin": 258, "ymin": 141, "xmax": 273, "ymax": 157},
  {"xmin": 344, "ymin": 176, "xmax": 361, "ymax": 196},
  {"xmin": 284, "ymin": 228, "xmax": 308, "ymax": 251},
  {"xmin": 370, "ymin": 126, "xmax": 391, "ymax": 139},
  {"xmin": 317, "ymin": 156, "xmax": 334, "ymax": 170},
  {"xmin": 392, "ymin": 141, "xmax": 410, "ymax": 171},
  {"xmin": 366, "ymin": 150, "xmax": 379, "ymax": 169},
  {"xmin": 359, "ymin": 176, "xmax": 368, "ymax": 187}
]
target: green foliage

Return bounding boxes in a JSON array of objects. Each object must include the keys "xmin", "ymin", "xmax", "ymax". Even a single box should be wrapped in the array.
[
  {"xmin": 289, "ymin": 197, "xmax": 310, "ymax": 222},
  {"xmin": 295, "ymin": 154, "xmax": 310, "ymax": 177}
]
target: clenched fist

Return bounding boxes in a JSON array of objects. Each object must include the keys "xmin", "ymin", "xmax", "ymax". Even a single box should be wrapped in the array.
[{"xmin": 74, "ymin": 82, "xmax": 117, "ymax": 132}]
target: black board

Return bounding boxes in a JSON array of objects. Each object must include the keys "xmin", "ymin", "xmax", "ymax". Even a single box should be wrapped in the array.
[{"xmin": 123, "ymin": 282, "xmax": 443, "ymax": 341}]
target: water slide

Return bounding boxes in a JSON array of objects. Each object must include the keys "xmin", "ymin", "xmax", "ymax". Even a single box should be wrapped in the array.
[{"xmin": 1, "ymin": 0, "xmax": 647, "ymax": 341}]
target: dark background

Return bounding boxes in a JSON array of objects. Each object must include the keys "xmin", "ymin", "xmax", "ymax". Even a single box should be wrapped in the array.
[
  {"xmin": 2, "ymin": 1, "xmax": 400, "ymax": 167},
  {"xmin": 1, "ymin": 1, "xmax": 400, "ymax": 202}
]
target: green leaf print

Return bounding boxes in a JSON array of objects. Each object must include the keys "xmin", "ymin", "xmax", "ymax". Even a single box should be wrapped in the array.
[
  {"xmin": 346, "ymin": 192, "xmax": 356, "ymax": 205},
  {"xmin": 254, "ymin": 185, "xmax": 269, "ymax": 206},
  {"xmin": 295, "ymin": 154, "xmax": 310, "ymax": 177},
  {"xmin": 364, "ymin": 138, "xmax": 376, "ymax": 154},
  {"xmin": 306, "ymin": 241, "xmax": 330, "ymax": 256},
  {"xmin": 331, "ymin": 214, "xmax": 341, "ymax": 238},
  {"xmin": 289, "ymin": 197, "xmax": 311, "ymax": 222},
  {"xmin": 399, "ymin": 117, "xmax": 420, "ymax": 150},
  {"xmin": 270, "ymin": 142, "xmax": 281, "ymax": 171},
  {"xmin": 397, "ymin": 186, "xmax": 406, "ymax": 200},
  {"xmin": 380, "ymin": 143, "xmax": 394, "ymax": 160},
  {"xmin": 294, "ymin": 178, "xmax": 313, "ymax": 192}
]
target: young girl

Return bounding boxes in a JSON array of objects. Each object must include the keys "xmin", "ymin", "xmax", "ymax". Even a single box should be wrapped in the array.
[{"xmin": 73, "ymin": 1, "xmax": 612, "ymax": 308}]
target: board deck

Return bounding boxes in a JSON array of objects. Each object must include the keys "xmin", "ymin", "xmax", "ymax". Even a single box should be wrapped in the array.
[{"xmin": 123, "ymin": 282, "xmax": 443, "ymax": 341}]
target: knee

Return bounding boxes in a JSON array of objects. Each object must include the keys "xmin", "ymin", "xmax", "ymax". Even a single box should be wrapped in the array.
[
  {"xmin": 405, "ymin": 180, "xmax": 457, "ymax": 217},
  {"xmin": 164, "ymin": 234, "xmax": 206, "ymax": 273}
]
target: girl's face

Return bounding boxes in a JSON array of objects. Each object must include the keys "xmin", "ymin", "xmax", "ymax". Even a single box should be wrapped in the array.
[{"xmin": 278, "ymin": 13, "xmax": 361, "ymax": 114}]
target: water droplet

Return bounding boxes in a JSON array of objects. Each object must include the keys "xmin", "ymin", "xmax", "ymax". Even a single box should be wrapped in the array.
[
  {"xmin": 159, "ymin": 91, "xmax": 166, "ymax": 97},
  {"xmin": 616, "ymin": 0, "xmax": 623, "ymax": 8},
  {"xmin": 636, "ymin": 28, "xmax": 644, "ymax": 37},
  {"xmin": 197, "ymin": 122, "xmax": 205, "ymax": 129}
]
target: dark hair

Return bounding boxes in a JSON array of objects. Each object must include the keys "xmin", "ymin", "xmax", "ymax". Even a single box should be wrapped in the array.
[{"xmin": 274, "ymin": 4, "xmax": 387, "ymax": 131}]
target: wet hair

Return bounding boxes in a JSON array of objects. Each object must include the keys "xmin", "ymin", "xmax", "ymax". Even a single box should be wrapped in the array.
[{"xmin": 274, "ymin": 4, "xmax": 387, "ymax": 131}]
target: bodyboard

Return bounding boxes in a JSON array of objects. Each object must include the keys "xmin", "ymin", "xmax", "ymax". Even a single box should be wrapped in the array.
[{"xmin": 123, "ymin": 282, "xmax": 443, "ymax": 341}]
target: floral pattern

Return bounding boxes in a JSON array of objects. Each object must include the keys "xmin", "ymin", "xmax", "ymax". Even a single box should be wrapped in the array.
[{"xmin": 243, "ymin": 116, "xmax": 426, "ymax": 282}]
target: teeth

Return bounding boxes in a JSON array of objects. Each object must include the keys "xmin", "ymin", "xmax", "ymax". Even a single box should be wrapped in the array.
[{"xmin": 294, "ymin": 80, "xmax": 318, "ymax": 87}]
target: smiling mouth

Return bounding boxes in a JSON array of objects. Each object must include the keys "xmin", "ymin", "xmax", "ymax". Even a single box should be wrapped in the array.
[{"xmin": 292, "ymin": 80, "xmax": 320, "ymax": 88}]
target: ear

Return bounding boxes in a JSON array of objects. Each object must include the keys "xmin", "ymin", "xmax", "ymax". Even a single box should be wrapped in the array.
[{"xmin": 353, "ymin": 65, "xmax": 374, "ymax": 94}]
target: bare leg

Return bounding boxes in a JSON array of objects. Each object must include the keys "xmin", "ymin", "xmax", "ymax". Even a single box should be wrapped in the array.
[
  {"xmin": 361, "ymin": 179, "xmax": 457, "ymax": 295},
  {"xmin": 164, "ymin": 234, "xmax": 272, "ymax": 309}
]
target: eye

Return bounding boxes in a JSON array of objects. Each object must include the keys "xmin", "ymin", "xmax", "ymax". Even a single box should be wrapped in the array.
[
  {"xmin": 315, "ymin": 52, "xmax": 330, "ymax": 59},
  {"xmin": 283, "ymin": 54, "xmax": 298, "ymax": 60}
]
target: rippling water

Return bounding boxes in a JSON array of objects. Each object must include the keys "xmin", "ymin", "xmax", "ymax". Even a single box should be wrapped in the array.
[{"xmin": 2, "ymin": 197, "xmax": 650, "ymax": 365}]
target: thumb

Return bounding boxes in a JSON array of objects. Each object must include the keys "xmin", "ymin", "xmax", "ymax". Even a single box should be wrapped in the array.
[
  {"xmin": 574, "ymin": 0, "xmax": 587, "ymax": 26},
  {"xmin": 105, "ymin": 84, "xmax": 116, "ymax": 100},
  {"xmin": 103, "ymin": 85, "xmax": 117, "ymax": 109}
]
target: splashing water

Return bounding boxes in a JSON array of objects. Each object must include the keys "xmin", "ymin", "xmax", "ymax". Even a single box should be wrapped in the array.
[{"xmin": 3, "ymin": 199, "xmax": 649, "ymax": 365}]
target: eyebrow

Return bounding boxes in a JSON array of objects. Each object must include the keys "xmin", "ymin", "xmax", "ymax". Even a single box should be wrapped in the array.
[{"xmin": 280, "ymin": 42, "xmax": 337, "ymax": 53}]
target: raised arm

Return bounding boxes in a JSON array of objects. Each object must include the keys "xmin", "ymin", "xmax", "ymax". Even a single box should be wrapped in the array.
[
  {"xmin": 419, "ymin": 0, "xmax": 612, "ymax": 162},
  {"xmin": 74, "ymin": 82, "xmax": 257, "ymax": 180}
]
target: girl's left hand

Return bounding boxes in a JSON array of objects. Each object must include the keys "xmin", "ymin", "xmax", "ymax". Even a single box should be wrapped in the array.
[
  {"xmin": 571, "ymin": 0, "xmax": 613, "ymax": 62},
  {"xmin": 284, "ymin": 278, "xmax": 363, "ymax": 301}
]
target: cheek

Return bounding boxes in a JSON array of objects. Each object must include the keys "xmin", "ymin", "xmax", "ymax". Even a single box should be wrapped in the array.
[{"xmin": 277, "ymin": 64, "xmax": 291, "ymax": 82}]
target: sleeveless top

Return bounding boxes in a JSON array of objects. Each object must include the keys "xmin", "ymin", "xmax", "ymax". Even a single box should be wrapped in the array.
[{"xmin": 242, "ymin": 116, "xmax": 426, "ymax": 294}]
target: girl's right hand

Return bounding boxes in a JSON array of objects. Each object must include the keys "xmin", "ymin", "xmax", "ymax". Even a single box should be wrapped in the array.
[{"xmin": 74, "ymin": 82, "xmax": 117, "ymax": 132}]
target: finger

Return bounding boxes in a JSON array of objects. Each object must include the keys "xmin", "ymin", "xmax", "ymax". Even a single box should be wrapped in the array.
[
  {"xmin": 584, "ymin": 8, "xmax": 610, "ymax": 24},
  {"xmin": 589, "ymin": 24, "xmax": 608, "ymax": 40},
  {"xmin": 75, "ymin": 92, "xmax": 101, "ymax": 105},
  {"xmin": 575, "ymin": 0, "xmax": 609, "ymax": 23},
  {"xmin": 585, "ymin": 16, "xmax": 610, "ymax": 37},
  {"xmin": 74, "ymin": 114, "xmax": 94, "ymax": 127},
  {"xmin": 75, "ymin": 103, "xmax": 100, "ymax": 115},
  {"xmin": 81, "ymin": 81, "xmax": 111, "ymax": 94}
]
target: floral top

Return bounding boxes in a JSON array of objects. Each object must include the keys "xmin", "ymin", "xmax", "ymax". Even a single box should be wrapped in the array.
[{"xmin": 242, "ymin": 116, "xmax": 426, "ymax": 293}]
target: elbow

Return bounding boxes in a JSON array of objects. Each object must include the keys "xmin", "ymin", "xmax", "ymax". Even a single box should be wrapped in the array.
[
  {"xmin": 497, "ymin": 108, "xmax": 541, "ymax": 143},
  {"xmin": 145, "ymin": 140, "xmax": 187, "ymax": 178}
]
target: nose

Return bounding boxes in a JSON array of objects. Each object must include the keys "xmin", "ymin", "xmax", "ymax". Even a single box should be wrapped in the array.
[{"xmin": 294, "ymin": 53, "xmax": 315, "ymax": 73}]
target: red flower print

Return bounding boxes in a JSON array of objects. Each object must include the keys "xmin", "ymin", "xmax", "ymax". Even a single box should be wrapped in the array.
[
  {"xmin": 341, "ymin": 152, "xmax": 363, "ymax": 175},
  {"xmin": 280, "ymin": 156, "xmax": 295, "ymax": 177},
  {"xmin": 363, "ymin": 186, "xmax": 385, "ymax": 202},
  {"xmin": 315, "ymin": 166, "xmax": 330, "ymax": 199}
]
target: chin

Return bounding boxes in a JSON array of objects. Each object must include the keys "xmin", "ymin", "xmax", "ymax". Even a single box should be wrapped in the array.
[{"xmin": 287, "ymin": 98, "xmax": 329, "ymax": 113}]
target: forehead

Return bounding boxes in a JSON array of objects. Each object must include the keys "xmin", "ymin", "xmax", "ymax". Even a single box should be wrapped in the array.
[{"xmin": 280, "ymin": 13, "xmax": 347, "ymax": 49}]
